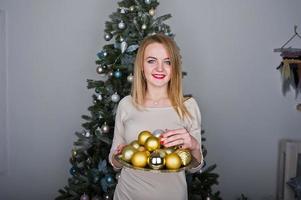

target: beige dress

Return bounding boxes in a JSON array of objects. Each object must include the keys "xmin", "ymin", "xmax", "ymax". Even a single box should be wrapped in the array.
[{"xmin": 109, "ymin": 95, "xmax": 204, "ymax": 200}]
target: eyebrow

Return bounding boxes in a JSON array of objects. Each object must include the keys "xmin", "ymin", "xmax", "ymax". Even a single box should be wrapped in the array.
[{"xmin": 145, "ymin": 56, "xmax": 170, "ymax": 60}]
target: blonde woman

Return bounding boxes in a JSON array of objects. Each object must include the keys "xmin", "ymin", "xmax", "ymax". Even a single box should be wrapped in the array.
[{"xmin": 109, "ymin": 33, "xmax": 204, "ymax": 200}]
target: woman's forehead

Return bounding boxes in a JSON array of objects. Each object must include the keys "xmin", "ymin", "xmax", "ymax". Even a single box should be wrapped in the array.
[{"xmin": 144, "ymin": 42, "xmax": 170, "ymax": 58}]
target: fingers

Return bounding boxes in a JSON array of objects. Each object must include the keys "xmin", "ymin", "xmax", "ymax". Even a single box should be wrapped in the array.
[
  {"xmin": 163, "ymin": 138, "xmax": 184, "ymax": 148},
  {"xmin": 160, "ymin": 129, "xmax": 188, "ymax": 148},
  {"xmin": 161, "ymin": 128, "xmax": 186, "ymax": 138},
  {"xmin": 115, "ymin": 144, "xmax": 126, "ymax": 155},
  {"xmin": 161, "ymin": 134, "xmax": 183, "ymax": 146}
]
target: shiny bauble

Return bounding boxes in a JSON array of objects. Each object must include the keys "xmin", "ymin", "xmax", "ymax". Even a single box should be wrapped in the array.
[
  {"xmin": 131, "ymin": 151, "xmax": 148, "ymax": 168},
  {"xmin": 127, "ymin": 74, "xmax": 133, "ymax": 82},
  {"xmin": 165, "ymin": 153, "xmax": 182, "ymax": 170},
  {"xmin": 138, "ymin": 130, "xmax": 152, "ymax": 145},
  {"xmin": 175, "ymin": 149, "xmax": 192, "ymax": 166},
  {"xmin": 164, "ymin": 147, "xmax": 176, "ymax": 155},
  {"xmin": 104, "ymin": 33, "xmax": 113, "ymax": 41},
  {"xmin": 149, "ymin": 8, "xmax": 155, "ymax": 16},
  {"xmin": 129, "ymin": 6, "xmax": 135, "ymax": 12},
  {"xmin": 118, "ymin": 21, "xmax": 126, "ymax": 30},
  {"xmin": 121, "ymin": 41, "xmax": 128, "ymax": 53},
  {"xmin": 96, "ymin": 65, "xmax": 104, "ymax": 74},
  {"xmin": 95, "ymin": 87, "xmax": 100, "ymax": 93},
  {"xmin": 119, "ymin": 8, "xmax": 126, "ymax": 14},
  {"xmin": 101, "ymin": 123, "xmax": 110, "ymax": 133},
  {"xmin": 103, "ymin": 194, "xmax": 110, "ymax": 200},
  {"xmin": 105, "ymin": 174, "xmax": 115, "ymax": 184},
  {"xmin": 152, "ymin": 129, "xmax": 164, "ymax": 138},
  {"xmin": 69, "ymin": 167, "xmax": 77, "ymax": 175},
  {"xmin": 84, "ymin": 131, "xmax": 91, "ymax": 137},
  {"xmin": 80, "ymin": 193, "xmax": 89, "ymax": 200},
  {"xmin": 145, "ymin": 136, "xmax": 160, "ymax": 151},
  {"xmin": 108, "ymin": 70, "xmax": 114, "ymax": 78},
  {"xmin": 111, "ymin": 93, "xmax": 120, "ymax": 102},
  {"xmin": 115, "ymin": 172, "xmax": 121, "ymax": 180},
  {"xmin": 96, "ymin": 94, "xmax": 102, "ymax": 101},
  {"xmin": 130, "ymin": 140, "xmax": 140, "ymax": 150},
  {"xmin": 71, "ymin": 149, "xmax": 77, "ymax": 157},
  {"xmin": 114, "ymin": 70, "xmax": 122, "ymax": 78},
  {"xmin": 144, "ymin": 0, "xmax": 151, "ymax": 4},
  {"xmin": 119, "ymin": 36, "xmax": 124, "ymax": 42},
  {"xmin": 141, "ymin": 24, "xmax": 147, "ymax": 30},
  {"xmin": 138, "ymin": 146, "xmax": 146, "ymax": 152},
  {"xmin": 155, "ymin": 149, "xmax": 167, "ymax": 158},
  {"xmin": 121, "ymin": 145, "xmax": 137, "ymax": 162},
  {"xmin": 148, "ymin": 150, "xmax": 165, "ymax": 170}
]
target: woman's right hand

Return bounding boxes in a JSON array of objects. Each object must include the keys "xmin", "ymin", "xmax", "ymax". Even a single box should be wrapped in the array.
[
  {"xmin": 111, "ymin": 144, "xmax": 127, "ymax": 170},
  {"xmin": 114, "ymin": 144, "xmax": 127, "ymax": 155}
]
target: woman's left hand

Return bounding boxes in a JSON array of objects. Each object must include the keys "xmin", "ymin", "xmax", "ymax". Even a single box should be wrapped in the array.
[{"xmin": 160, "ymin": 128, "xmax": 200, "ymax": 151}]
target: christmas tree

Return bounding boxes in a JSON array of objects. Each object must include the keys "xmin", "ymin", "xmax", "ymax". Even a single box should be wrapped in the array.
[{"xmin": 56, "ymin": 0, "xmax": 221, "ymax": 199}]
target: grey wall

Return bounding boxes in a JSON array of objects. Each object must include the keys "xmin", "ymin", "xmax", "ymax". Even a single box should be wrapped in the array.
[
  {"xmin": 0, "ymin": 0, "xmax": 301, "ymax": 199},
  {"xmin": 0, "ymin": 9, "xmax": 7, "ymax": 173}
]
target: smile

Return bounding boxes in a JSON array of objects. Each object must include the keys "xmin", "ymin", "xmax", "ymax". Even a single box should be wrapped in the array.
[{"xmin": 152, "ymin": 74, "xmax": 166, "ymax": 79}]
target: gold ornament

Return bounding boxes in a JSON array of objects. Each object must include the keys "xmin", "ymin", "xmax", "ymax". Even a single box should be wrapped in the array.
[
  {"xmin": 138, "ymin": 146, "xmax": 146, "ymax": 152},
  {"xmin": 145, "ymin": 136, "xmax": 160, "ymax": 151},
  {"xmin": 148, "ymin": 150, "xmax": 165, "ymax": 170},
  {"xmin": 165, "ymin": 153, "xmax": 182, "ymax": 170},
  {"xmin": 155, "ymin": 149, "xmax": 167, "ymax": 158},
  {"xmin": 122, "ymin": 145, "xmax": 137, "ymax": 162},
  {"xmin": 175, "ymin": 149, "xmax": 192, "ymax": 166},
  {"xmin": 71, "ymin": 149, "xmax": 77, "ymax": 157},
  {"xmin": 130, "ymin": 140, "xmax": 140, "ymax": 149},
  {"xmin": 164, "ymin": 147, "xmax": 176, "ymax": 155},
  {"xmin": 138, "ymin": 130, "xmax": 152, "ymax": 145},
  {"xmin": 131, "ymin": 151, "xmax": 148, "ymax": 168}
]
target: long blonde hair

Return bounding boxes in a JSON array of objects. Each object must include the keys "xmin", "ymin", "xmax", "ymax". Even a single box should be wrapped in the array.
[{"xmin": 131, "ymin": 33, "xmax": 191, "ymax": 119}]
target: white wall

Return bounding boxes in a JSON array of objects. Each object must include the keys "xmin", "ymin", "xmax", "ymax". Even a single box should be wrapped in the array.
[{"xmin": 0, "ymin": 0, "xmax": 300, "ymax": 199}]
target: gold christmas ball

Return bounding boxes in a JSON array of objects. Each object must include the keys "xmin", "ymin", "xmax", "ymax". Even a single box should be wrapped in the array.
[
  {"xmin": 138, "ymin": 130, "xmax": 152, "ymax": 145},
  {"xmin": 155, "ymin": 149, "xmax": 167, "ymax": 158},
  {"xmin": 122, "ymin": 145, "xmax": 137, "ymax": 162},
  {"xmin": 130, "ymin": 140, "xmax": 140, "ymax": 149},
  {"xmin": 145, "ymin": 136, "xmax": 160, "ymax": 151},
  {"xmin": 131, "ymin": 151, "xmax": 148, "ymax": 168},
  {"xmin": 138, "ymin": 146, "xmax": 146, "ymax": 152},
  {"xmin": 148, "ymin": 150, "xmax": 165, "ymax": 170},
  {"xmin": 175, "ymin": 149, "xmax": 192, "ymax": 166},
  {"xmin": 164, "ymin": 147, "xmax": 176, "ymax": 155},
  {"xmin": 165, "ymin": 153, "xmax": 182, "ymax": 170}
]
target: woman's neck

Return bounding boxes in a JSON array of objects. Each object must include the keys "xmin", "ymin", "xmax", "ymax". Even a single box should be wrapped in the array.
[{"xmin": 144, "ymin": 89, "xmax": 170, "ymax": 107}]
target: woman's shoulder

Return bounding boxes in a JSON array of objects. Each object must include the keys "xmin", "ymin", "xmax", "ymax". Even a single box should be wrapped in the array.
[
  {"xmin": 118, "ymin": 95, "xmax": 132, "ymax": 105},
  {"xmin": 117, "ymin": 95, "xmax": 134, "ymax": 110},
  {"xmin": 183, "ymin": 95, "xmax": 198, "ymax": 107}
]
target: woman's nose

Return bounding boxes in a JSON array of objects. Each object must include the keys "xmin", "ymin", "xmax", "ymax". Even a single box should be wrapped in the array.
[{"xmin": 155, "ymin": 61, "xmax": 164, "ymax": 71}]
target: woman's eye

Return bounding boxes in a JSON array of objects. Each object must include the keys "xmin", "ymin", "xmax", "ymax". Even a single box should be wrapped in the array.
[
  {"xmin": 147, "ymin": 59, "xmax": 156, "ymax": 64},
  {"xmin": 164, "ymin": 60, "xmax": 171, "ymax": 65}
]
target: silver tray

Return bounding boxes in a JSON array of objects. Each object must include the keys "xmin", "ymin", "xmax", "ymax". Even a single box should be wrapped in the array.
[{"xmin": 114, "ymin": 154, "xmax": 198, "ymax": 173}]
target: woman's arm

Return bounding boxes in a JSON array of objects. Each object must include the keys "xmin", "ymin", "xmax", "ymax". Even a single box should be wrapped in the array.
[{"xmin": 108, "ymin": 100, "xmax": 126, "ymax": 171}]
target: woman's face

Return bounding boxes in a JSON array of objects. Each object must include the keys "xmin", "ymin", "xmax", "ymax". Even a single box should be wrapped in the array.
[{"xmin": 143, "ymin": 42, "xmax": 172, "ymax": 90}]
